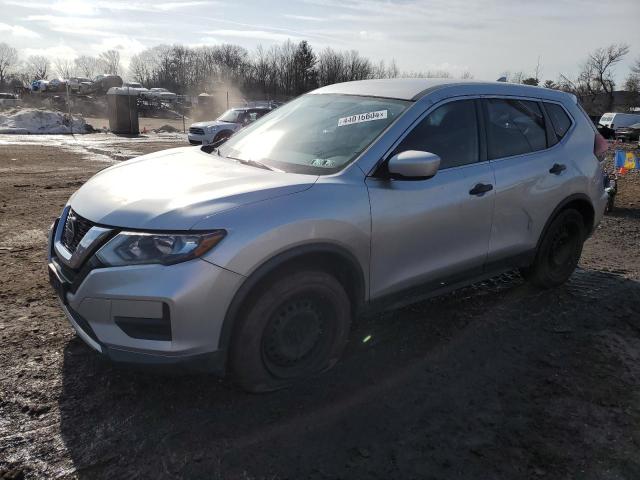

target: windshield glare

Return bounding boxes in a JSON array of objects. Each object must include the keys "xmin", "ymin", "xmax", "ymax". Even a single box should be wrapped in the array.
[
  {"xmin": 218, "ymin": 94, "xmax": 410, "ymax": 174},
  {"xmin": 218, "ymin": 109, "xmax": 244, "ymax": 123}
]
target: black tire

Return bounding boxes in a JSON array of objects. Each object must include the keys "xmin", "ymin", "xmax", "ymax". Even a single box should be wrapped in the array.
[
  {"xmin": 229, "ymin": 270, "xmax": 352, "ymax": 393},
  {"xmin": 213, "ymin": 131, "xmax": 231, "ymax": 144},
  {"xmin": 522, "ymin": 208, "xmax": 585, "ymax": 288}
]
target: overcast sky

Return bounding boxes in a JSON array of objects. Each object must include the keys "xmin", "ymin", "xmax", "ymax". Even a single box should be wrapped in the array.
[{"xmin": 1, "ymin": 0, "xmax": 638, "ymax": 82}]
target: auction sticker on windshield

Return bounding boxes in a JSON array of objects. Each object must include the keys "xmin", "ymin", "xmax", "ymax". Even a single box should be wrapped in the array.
[{"xmin": 338, "ymin": 110, "xmax": 388, "ymax": 127}]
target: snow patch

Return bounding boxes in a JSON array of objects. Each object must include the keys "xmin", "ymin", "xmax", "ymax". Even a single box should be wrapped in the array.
[{"xmin": 0, "ymin": 109, "xmax": 87, "ymax": 134}]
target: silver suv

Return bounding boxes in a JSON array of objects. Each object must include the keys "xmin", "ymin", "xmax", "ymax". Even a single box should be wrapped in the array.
[{"xmin": 48, "ymin": 79, "xmax": 608, "ymax": 391}]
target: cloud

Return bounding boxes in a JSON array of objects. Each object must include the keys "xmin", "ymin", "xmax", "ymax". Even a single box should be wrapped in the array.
[
  {"xmin": 3, "ymin": 0, "xmax": 219, "ymax": 14},
  {"xmin": 95, "ymin": 0, "xmax": 220, "ymax": 12},
  {"xmin": 21, "ymin": 45, "xmax": 77, "ymax": 60},
  {"xmin": 203, "ymin": 29, "xmax": 299, "ymax": 42},
  {"xmin": 88, "ymin": 36, "xmax": 148, "ymax": 67},
  {"xmin": 358, "ymin": 30, "xmax": 385, "ymax": 41},
  {"xmin": 0, "ymin": 22, "xmax": 41, "ymax": 38},
  {"xmin": 283, "ymin": 14, "xmax": 324, "ymax": 21},
  {"xmin": 25, "ymin": 14, "xmax": 144, "ymax": 37},
  {"xmin": 2, "ymin": 0, "xmax": 98, "ymax": 14},
  {"xmin": 50, "ymin": 0, "xmax": 99, "ymax": 15}
]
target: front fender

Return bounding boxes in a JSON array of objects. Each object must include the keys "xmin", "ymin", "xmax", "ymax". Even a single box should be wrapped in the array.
[{"xmin": 193, "ymin": 179, "xmax": 371, "ymax": 294}]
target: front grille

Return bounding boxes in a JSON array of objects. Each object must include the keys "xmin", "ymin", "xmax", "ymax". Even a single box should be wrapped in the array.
[
  {"xmin": 61, "ymin": 209, "xmax": 95, "ymax": 253},
  {"xmin": 189, "ymin": 127, "xmax": 205, "ymax": 135}
]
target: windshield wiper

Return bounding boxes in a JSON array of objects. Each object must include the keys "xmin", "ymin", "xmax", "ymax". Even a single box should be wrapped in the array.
[
  {"xmin": 203, "ymin": 142, "xmax": 274, "ymax": 170},
  {"xmin": 231, "ymin": 157, "xmax": 275, "ymax": 171}
]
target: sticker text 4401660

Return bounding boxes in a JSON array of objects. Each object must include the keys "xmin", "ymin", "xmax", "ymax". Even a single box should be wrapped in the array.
[{"xmin": 338, "ymin": 110, "xmax": 388, "ymax": 127}]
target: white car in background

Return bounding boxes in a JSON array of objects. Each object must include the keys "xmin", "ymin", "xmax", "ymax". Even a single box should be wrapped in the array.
[
  {"xmin": 599, "ymin": 112, "xmax": 640, "ymax": 130},
  {"xmin": 187, "ymin": 107, "xmax": 272, "ymax": 145}
]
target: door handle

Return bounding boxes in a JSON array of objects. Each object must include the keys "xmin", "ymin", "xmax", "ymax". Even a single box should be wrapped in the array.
[
  {"xmin": 469, "ymin": 183, "xmax": 493, "ymax": 196},
  {"xmin": 549, "ymin": 163, "xmax": 566, "ymax": 175}
]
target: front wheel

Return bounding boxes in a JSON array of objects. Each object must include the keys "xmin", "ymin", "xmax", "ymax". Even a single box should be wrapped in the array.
[
  {"xmin": 229, "ymin": 270, "xmax": 352, "ymax": 392},
  {"xmin": 212, "ymin": 131, "xmax": 231, "ymax": 145},
  {"xmin": 521, "ymin": 209, "xmax": 585, "ymax": 288}
]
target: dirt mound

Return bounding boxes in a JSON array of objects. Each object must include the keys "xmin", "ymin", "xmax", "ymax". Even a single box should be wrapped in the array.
[{"xmin": 154, "ymin": 124, "xmax": 180, "ymax": 133}]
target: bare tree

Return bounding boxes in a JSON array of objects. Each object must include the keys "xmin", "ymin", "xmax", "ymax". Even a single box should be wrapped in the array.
[
  {"xmin": 625, "ymin": 55, "xmax": 640, "ymax": 93},
  {"xmin": 561, "ymin": 43, "xmax": 630, "ymax": 111},
  {"xmin": 510, "ymin": 71, "xmax": 525, "ymax": 84},
  {"xmin": 54, "ymin": 57, "xmax": 76, "ymax": 78},
  {"xmin": 316, "ymin": 47, "xmax": 345, "ymax": 86},
  {"xmin": 401, "ymin": 69, "xmax": 451, "ymax": 79},
  {"xmin": 74, "ymin": 55, "xmax": 101, "ymax": 78},
  {"xmin": 589, "ymin": 44, "xmax": 629, "ymax": 94},
  {"xmin": 0, "ymin": 42, "xmax": 18, "ymax": 87},
  {"xmin": 459, "ymin": 71, "xmax": 474, "ymax": 80},
  {"xmin": 534, "ymin": 56, "xmax": 543, "ymax": 83},
  {"xmin": 25, "ymin": 55, "xmax": 50, "ymax": 80},
  {"xmin": 99, "ymin": 50, "xmax": 121, "ymax": 75},
  {"xmin": 632, "ymin": 56, "xmax": 640, "ymax": 76},
  {"xmin": 129, "ymin": 47, "xmax": 163, "ymax": 86}
]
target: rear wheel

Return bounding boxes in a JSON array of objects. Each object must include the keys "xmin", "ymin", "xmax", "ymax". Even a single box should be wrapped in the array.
[
  {"xmin": 229, "ymin": 270, "xmax": 351, "ymax": 392},
  {"xmin": 522, "ymin": 208, "xmax": 585, "ymax": 288}
]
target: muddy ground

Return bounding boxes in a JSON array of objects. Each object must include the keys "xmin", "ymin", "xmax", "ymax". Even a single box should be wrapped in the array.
[{"xmin": 1, "ymin": 136, "xmax": 640, "ymax": 479}]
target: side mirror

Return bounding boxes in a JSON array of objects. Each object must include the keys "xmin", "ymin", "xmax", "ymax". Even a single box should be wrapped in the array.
[{"xmin": 388, "ymin": 150, "xmax": 441, "ymax": 179}]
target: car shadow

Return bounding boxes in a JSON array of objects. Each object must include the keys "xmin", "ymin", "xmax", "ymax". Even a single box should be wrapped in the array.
[
  {"xmin": 58, "ymin": 269, "xmax": 640, "ymax": 479},
  {"xmin": 608, "ymin": 206, "xmax": 640, "ymax": 219}
]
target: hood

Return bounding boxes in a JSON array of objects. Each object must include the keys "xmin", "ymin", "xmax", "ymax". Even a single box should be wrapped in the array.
[
  {"xmin": 69, "ymin": 146, "xmax": 317, "ymax": 230},
  {"xmin": 191, "ymin": 120, "xmax": 235, "ymax": 129}
]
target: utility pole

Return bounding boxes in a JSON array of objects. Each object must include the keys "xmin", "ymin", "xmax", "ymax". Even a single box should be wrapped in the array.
[{"xmin": 65, "ymin": 82, "xmax": 71, "ymax": 118}]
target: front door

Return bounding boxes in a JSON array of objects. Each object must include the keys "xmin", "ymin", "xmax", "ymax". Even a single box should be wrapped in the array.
[{"xmin": 366, "ymin": 99, "xmax": 495, "ymax": 299}]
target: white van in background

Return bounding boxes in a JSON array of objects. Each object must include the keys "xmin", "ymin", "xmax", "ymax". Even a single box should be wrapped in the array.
[{"xmin": 599, "ymin": 112, "xmax": 640, "ymax": 129}]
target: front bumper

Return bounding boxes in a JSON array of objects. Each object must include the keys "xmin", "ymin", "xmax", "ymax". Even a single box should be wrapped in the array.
[
  {"xmin": 48, "ymin": 217, "xmax": 244, "ymax": 372},
  {"xmin": 187, "ymin": 132, "xmax": 214, "ymax": 145}
]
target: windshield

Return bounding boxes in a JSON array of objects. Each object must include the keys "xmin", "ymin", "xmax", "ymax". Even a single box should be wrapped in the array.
[
  {"xmin": 218, "ymin": 94, "xmax": 410, "ymax": 174},
  {"xmin": 217, "ymin": 109, "xmax": 244, "ymax": 123}
]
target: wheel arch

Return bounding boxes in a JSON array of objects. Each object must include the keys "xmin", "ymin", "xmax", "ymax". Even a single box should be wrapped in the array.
[
  {"xmin": 536, "ymin": 193, "xmax": 595, "ymax": 253},
  {"xmin": 217, "ymin": 243, "xmax": 366, "ymax": 364},
  {"xmin": 214, "ymin": 129, "xmax": 234, "ymax": 139}
]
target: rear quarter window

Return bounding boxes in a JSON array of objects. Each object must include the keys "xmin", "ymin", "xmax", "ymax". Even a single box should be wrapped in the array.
[{"xmin": 544, "ymin": 103, "xmax": 573, "ymax": 141}]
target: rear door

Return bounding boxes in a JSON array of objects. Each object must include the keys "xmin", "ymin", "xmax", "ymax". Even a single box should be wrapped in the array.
[
  {"xmin": 484, "ymin": 97, "xmax": 573, "ymax": 265},
  {"xmin": 366, "ymin": 98, "xmax": 495, "ymax": 299}
]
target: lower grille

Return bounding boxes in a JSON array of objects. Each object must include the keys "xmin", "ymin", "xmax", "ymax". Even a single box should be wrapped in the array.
[
  {"xmin": 62, "ymin": 209, "xmax": 95, "ymax": 253},
  {"xmin": 67, "ymin": 305, "xmax": 100, "ymax": 344},
  {"xmin": 189, "ymin": 127, "xmax": 205, "ymax": 135}
]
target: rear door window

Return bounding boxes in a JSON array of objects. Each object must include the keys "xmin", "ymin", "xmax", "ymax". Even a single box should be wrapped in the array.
[
  {"xmin": 545, "ymin": 103, "xmax": 572, "ymax": 140},
  {"xmin": 484, "ymin": 99, "xmax": 547, "ymax": 159},
  {"xmin": 395, "ymin": 99, "xmax": 479, "ymax": 169}
]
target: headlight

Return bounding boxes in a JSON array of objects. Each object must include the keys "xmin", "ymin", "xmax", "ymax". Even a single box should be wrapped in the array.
[
  {"xmin": 95, "ymin": 230, "xmax": 226, "ymax": 267},
  {"xmin": 206, "ymin": 126, "xmax": 218, "ymax": 133}
]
